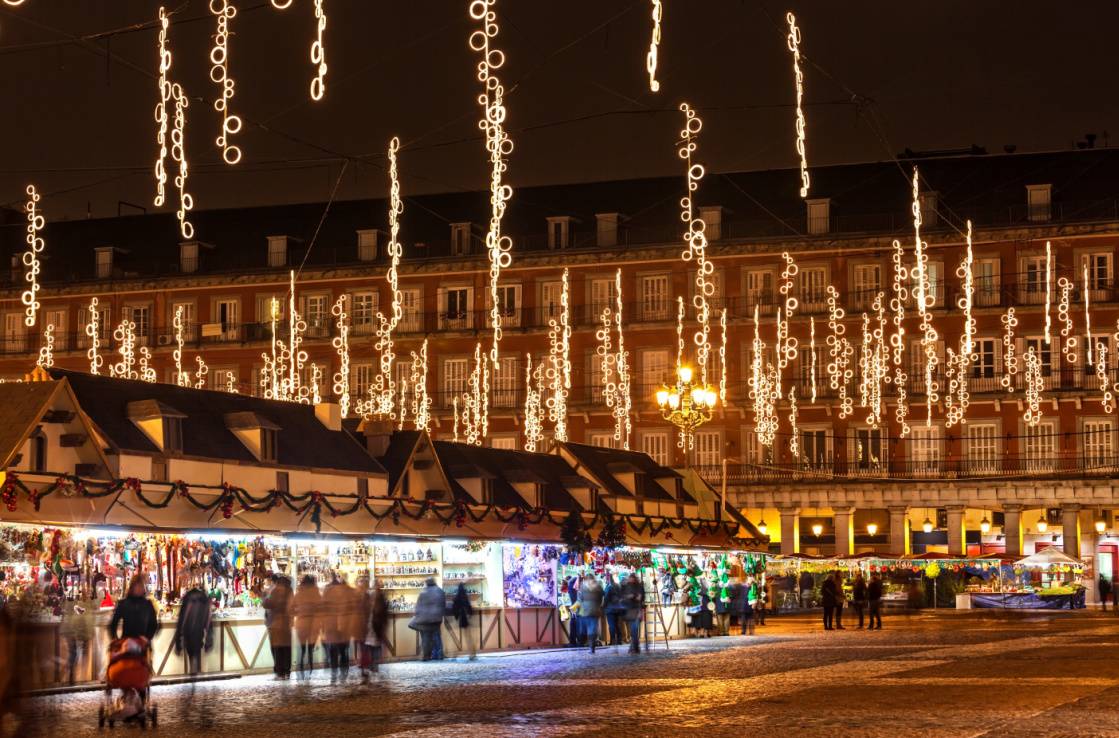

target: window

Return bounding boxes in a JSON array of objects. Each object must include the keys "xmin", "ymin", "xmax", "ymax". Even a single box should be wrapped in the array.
[
  {"xmin": 853, "ymin": 264, "xmax": 881, "ymax": 308},
  {"xmin": 4, "ymin": 313, "xmax": 25, "ymax": 353},
  {"xmin": 495, "ymin": 284, "xmax": 520, "ymax": 326},
  {"xmin": 442, "ymin": 358, "xmax": 469, "ymax": 407},
  {"xmin": 1023, "ymin": 421, "xmax": 1055, "ymax": 471},
  {"xmin": 547, "ymin": 217, "xmax": 571, "ymax": 249},
  {"xmin": 1084, "ymin": 420, "xmax": 1115, "ymax": 468},
  {"xmin": 641, "ymin": 349, "xmax": 670, "ymax": 397},
  {"xmin": 1023, "ymin": 255, "xmax": 1048, "ymax": 302},
  {"xmin": 589, "ymin": 432, "xmax": 615, "ymax": 449},
  {"xmin": 77, "ymin": 304, "xmax": 110, "ymax": 349},
  {"xmin": 800, "ymin": 429, "xmax": 829, "ymax": 467},
  {"xmin": 640, "ymin": 274, "xmax": 670, "ymax": 321},
  {"xmin": 267, "ymin": 237, "xmax": 288, "ymax": 267},
  {"xmin": 925, "ymin": 262, "xmax": 944, "ymax": 307},
  {"xmin": 357, "ymin": 230, "xmax": 379, "ymax": 262},
  {"xmin": 1025, "ymin": 337, "xmax": 1054, "ymax": 377},
  {"xmin": 95, "ymin": 248, "xmax": 114, "ymax": 279},
  {"xmin": 163, "ymin": 417, "xmax": 183, "ymax": 453},
  {"xmin": 123, "ymin": 305, "xmax": 151, "ymax": 345},
  {"xmin": 45, "ymin": 308, "xmax": 67, "ymax": 350},
  {"xmin": 641, "ymin": 432, "xmax": 670, "ymax": 466},
  {"xmin": 450, "ymin": 223, "xmax": 471, "ymax": 256},
  {"xmin": 399, "ymin": 288, "xmax": 422, "ymax": 332},
  {"xmin": 800, "ymin": 267, "xmax": 826, "ymax": 307},
  {"xmin": 742, "ymin": 428, "xmax": 774, "ymax": 466},
  {"xmin": 967, "ymin": 424, "xmax": 998, "ymax": 473},
  {"xmin": 213, "ymin": 368, "xmax": 238, "ymax": 393},
  {"xmin": 216, "ymin": 299, "xmax": 239, "ymax": 340},
  {"xmin": 910, "ymin": 426, "xmax": 940, "ymax": 474},
  {"xmin": 746, "ymin": 270, "xmax": 775, "ymax": 310},
  {"xmin": 493, "ymin": 356, "xmax": 518, "ymax": 408},
  {"xmin": 303, "ymin": 294, "xmax": 329, "ymax": 336},
  {"xmin": 491, "ymin": 436, "xmax": 518, "ymax": 450},
  {"xmin": 1026, "ymin": 184, "xmax": 1051, "ymax": 222},
  {"xmin": 441, "ymin": 287, "xmax": 471, "ymax": 329},
  {"xmin": 806, "ymin": 198, "xmax": 830, "ymax": 234},
  {"xmin": 542, "ymin": 280, "xmax": 565, "ymax": 322},
  {"xmin": 852, "ymin": 427, "xmax": 884, "ymax": 471},
  {"xmin": 971, "ymin": 338, "xmax": 997, "ymax": 380},
  {"xmin": 357, "ymin": 477, "xmax": 369, "ymax": 497},
  {"xmin": 589, "ymin": 278, "xmax": 616, "ymax": 318},
  {"xmin": 30, "ymin": 432, "xmax": 46, "ymax": 472},
  {"xmin": 261, "ymin": 429, "xmax": 278, "ymax": 463},
  {"xmin": 351, "ymin": 291, "xmax": 378, "ymax": 335},
  {"xmin": 1082, "ymin": 252, "xmax": 1113, "ymax": 291},
  {"xmin": 693, "ymin": 431, "xmax": 721, "ymax": 468},
  {"xmin": 353, "ymin": 363, "xmax": 374, "ymax": 400},
  {"xmin": 918, "ymin": 191, "xmax": 938, "ymax": 227},
  {"xmin": 276, "ymin": 471, "xmax": 289, "ymax": 493},
  {"xmin": 975, "ymin": 258, "xmax": 1000, "ymax": 306},
  {"xmin": 180, "ymin": 242, "xmax": 199, "ymax": 273},
  {"xmin": 151, "ymin": 458, "xmax": 167, "ymax": 482},
  {"xmin": 170, "ymin": 302, "xmax": 195, "ymax": 342}
]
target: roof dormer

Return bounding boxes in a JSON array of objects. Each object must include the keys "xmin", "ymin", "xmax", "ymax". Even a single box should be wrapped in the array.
[
  {"xmin": 356, "ymin": 229, "xmax": 382, "ymax": 262},
  {"xmin": 1026, "ymin": 183, "xmax": 1052, "ymax": 222},
  {"xmin": 266, "ymin": 235, "xmax": 290, "ymax": 268},
  {"xmin": 698, "ymin": 206, "xmax": 727, "ymax": 241},
  {"xmin": 224, "ymin": 411, "xmax": 280, "ymax": 463},
  {"xmin": 127, "ymin": 399, "xmax": 187, "ymax": 453},
  {"xmin": 546, "ymin": 216, "xmax": 576, "ymax": 249}
]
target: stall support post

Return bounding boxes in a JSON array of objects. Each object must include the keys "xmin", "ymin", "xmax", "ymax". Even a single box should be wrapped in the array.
[
  {"xmin": 888, "ymin": 506, "xmax": 910, "ymax": 556},
  {"xmin": 833, "ymin": 507, "xmax": 855, "ymax": 557},
  {"xmin": 946, "ymin": 506, "xmax": 967, "ymax": 556},
  {"xmin": 779, "ymin": 508, "xmax": 800, "ymax": 555},
  {"xmin": 1061, "ymin": 504, "xmax": 1082, "ymax": 560},
  {"xmin": 1003, "ymin": 505, "xmax": 1024, "ymax": 557}
]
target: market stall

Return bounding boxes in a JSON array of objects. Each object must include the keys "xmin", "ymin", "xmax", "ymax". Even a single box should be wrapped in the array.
[{"xmin": 960, "ymin": 549, "xmax": 1086, "ymax": 610}]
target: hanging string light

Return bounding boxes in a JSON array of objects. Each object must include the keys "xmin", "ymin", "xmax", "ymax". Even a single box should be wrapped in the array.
[
  {"xmin": 463, "ymin": 342, "xmax": 487, "ymax": 446},
  {"xmin": 597, "ymin": 306, "xmax": 616, "ymax": 411},
  {"xmin": 1001, "ymin": 308, "xmax": 1019, "ymax": 391},
  {"xmin": 545, "ymin": 269, "xmax": 571, "ymax": 442},
  {"xmin": 523, "ymin": 353, "xmax": 545, "ymax": 452},
  {"xmin": 194, "ymin": 356, "xmax": 209, "ymax": 389},
  {"xmin": 310, "ymin": 0, "xmax": 327, "ymax": 100},
  {"xmin": 788, "ymin": 386, "xmax": 799, "ymax": 460},
  {"xmin": 452, "ymin": 397, "xmax": 461, "ymax": 443},
  {"xmin": 1044, "ymin": 241, "xmax": 1052, "ymax": 346},
  {"xmin": 331, "ymin": 295, "xmax": 350, "ymax": 417},
  {"xmin": 809, "ymin": 316, "xmax": 818, "ymax": 403},
  {"xmin": 36, "ymin": 324, "xmax": 54, "ymax": 369},
  {"xmin": 154, "ymin": 7, "xmax": 172, "ymax": 208},
  {"xmin": 825, "ymin": 285, "xmax": 853, "ymax": 418},
  {"xmin": 210, "ymin": 0, "xmax": 242, "ymax": 165},
  {"xmin": 371, "ymin": 137, "xmax": 405, "ymax": 419},
  {"xmin": 890, "ymin": 240, "xmax": 910, "ymax": 435},
  {"xmin": 173, "ymin": 305, "xmax": 190, "ymax": 386},
  {"xmin": 171, "ymin": 81, "xmax": 194, "ymax": 239},
  {"xmin": 1057, "ymin": 275, "xmax": 1076, "ymax": 363},
  {"xmin": 646, "ymin": 0, "xmax": 663, "ymax": 92},
  {"xmin": 675, "ymin": 295, "xmax": 686, "ymax": 368},
  {"xmin": 86, "ymin": 297, "xmax": 102, "ymax": 376},
  {"xmin": 719, "ymin": 308, "xmax": 728, "ymax": 405},
  {"xmin": 778, "ymin": 252, "xmax": 799, "ymax": 375},
  {"xmin": 1084, "ymin": 263, "xmax": 1095, "ymax": 367},
  {"xmin": 225, "ymin": 371, "xmax": 238, "ymax": 394},
  {"xmin": 786, "ymin": 11, "xmax": 809, "ymax": 197},
  {"xmin": 749, "ymin": 305, "xmax": 778, "ymax": 447},
  {"xmin": 21, "ymin": 185, "xmax": 44, "ymax": 328},
  {"xmin": 470, "ymin": 0, "xmax": 514, "ymax": 397},
  {"xmin": 110, "ymin": 320, "xmax": 138, "ymax": 380},
  {"xmin": 614, "ymin": 268, "xmax": 632, "ymax": 449},
  {"xmin": 288, "ymin": 271, "xmax": 308, "ymax": 402},
  {"xmin": 411, "ymin": 340, "xmax": 432, "ymax": 432},
  {"xmin": 270, "ymin": 0, "xmax": 292, "ymax": 7},
  {"xmin": 677, "ymin": 103, "xmax": 713, "ymax": 381},
  {"xmin": 1096, "ymin": 343, "xmax": 1114, "ymax": 413},
  {"xmin": 396, "ymin": 378, "xmax": 409, "ymax": 431},
  {"xmin": 139, "ymin": 347, "xmax": 157, "ymax": 383},
  {"xmin": 1023, "ymin": 346, "xmax": 1044, "ymax": 427},
  {"xmin": 911, "ymin": 168, "xmax": 939, "ymax": 425}
]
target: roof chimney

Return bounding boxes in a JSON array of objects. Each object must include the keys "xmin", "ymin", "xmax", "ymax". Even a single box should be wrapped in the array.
[
  {"xmin": 314, "ymin": 402, "xmax": 342, "ymax": 431},
  {"xmin": 358, "ymin": 417, "xmax": 394, "ymax": 459}
]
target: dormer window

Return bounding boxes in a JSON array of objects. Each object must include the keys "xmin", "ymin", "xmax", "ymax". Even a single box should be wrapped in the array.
[
  {"xmin": 262, "ymin": 428, "xmax": 277, "ymax": 462},
  {"xmin": 267, "ymin": 235, "xmax": 289, "ymax": 267},
  {"xmin": 806, "ymin": 198, "xmax": 831, "ymax": 235},
  {"xmin": 918, "ymin": 191, "xmax": 939, "ymax": 227},
  {"xmin": 127, "ymin": 400, "xmax": 187, "ymax": 453},
  {"xmin": 450, "ymin": 223, "xmax": 472, "ymax": 256},
  {"xmin": 595, "ymin": 213, "xmax": 623, "ymax": 247},
  {"xmin": 224, "ymin": 411, "xmax": 281, "ymax": 463},
  {"xmin": 357, "ymin": 229, "xmax": 381, "ymax": 262},
  {"xmin": 95, "ymin": 247, "xmax": 114, "ymax": 279},
  {"xmin": 180, "ymin": 241, "xmax": 199, "ymax": 273},
  {"xmin": 1027, "ymin": 184, "xmax": 1052, "ymax": 222},
  {"xmin": 547, "ymin": 217, "xmax": 572, "ymax": 249},
  {"xmin": 698, "ymin": 206, "xmax": 725, "ymax": 241}
]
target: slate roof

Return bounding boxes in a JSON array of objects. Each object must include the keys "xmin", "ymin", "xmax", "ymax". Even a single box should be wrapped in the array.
[
  {"xmin": 4, "ymin": 148, "xmax": 1118, "ymax": 286},
  {"xmin": 0, "ymin": 381, "xmax": 60, "ymax": 468},
  {"xmin": 559, "ymin": 442, "xmax": 684, "ymax": 502},
  {"xmin": 48, "ymin": 369, "xmax": 385, "ymax": 476}
]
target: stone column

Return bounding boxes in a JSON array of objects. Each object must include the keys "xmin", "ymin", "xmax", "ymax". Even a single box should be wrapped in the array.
[
  {"xmin": 779, "ymin": 508, "xmax": 800, "ymax": 555},
  {"xmin": 888, "ymin": 506, "xmax": 910, "ymax": 556},
  {"xmin": 1003, "ymin": 504, "xmax": 1023, "ymax": 557},
  {"xmin": 946, "ymin": 505, "xmax": 967, "ymax": 556},
  {"xmin": 1062, "ymin": 504, "xmax": 1082, "ymax": 559},
  {"xmin": 833, "ymin": 507, "xmax": 855, "ymax": 556}
]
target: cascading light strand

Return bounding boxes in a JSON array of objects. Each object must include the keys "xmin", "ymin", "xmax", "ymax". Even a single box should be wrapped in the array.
[
  {"xmin": 372, "ymin": 137, "xmax": 405, "ymax": 418},
  {"xmin": 1084, "ymin": 263, "xmax": 1094, "ymax": 367},
  {"xmin": 154, "ymin": 7, "xmax": 172, "ymax": 207},
  {"xmin": 139, "ymin": 347, "xmax": 157, "ymax": 383},
  {"xmin": 310, "ymin": 0, "xmax": 327, "ymax": 100},
  {"xmin": 786, "ymin": 11, "xmax": 809, "ymax": 198},
  {"xmin": 911, "ymin": 167, "xmax": 939, "ymax": 425},
  {"xmin": 225, "ymin": 371, "xmax": 238, "ymax": 394},
  {"xmin": 1057, "ymin": 275, "xmax": 1076, "ymax": 362},
  {"xmin": 21, "ymin": 185, "xmax": 44, "ymax": 328},
  {"xmin": 170, "ymin": 81, "xmax": 194, "ymax": 239},
  {"xmin": 614, "ymin": 268, "xmax": 632, "ymax": 448},
  {"xmin": 719, "ymin": 308, "xmax": 728, "ymax": 405},
  {"xmin": 523, "ymin": 354, "xmax": 545, "ymax": 453},
  {"xmin": 675, "ymin": 295, "xmax": 686, "ymax": 368},
  {"xmin": 677, "ymin": 103, "xmax": 713, "ymax": 381},
  {"xmin": 110, "ymin": 319, "xmax": 138, "ymax": 380},
  {"xmin": 194, "ymin": 356, "xmax": 209, "ymax": 389},
  {"xmin": 36, "ymin": 323, "xmax": 54, "ymax": 368},
  {"xmin": 1096, "ymin": 342, "xmax": 1114, "ymax": 413},
  {"xmin": 646, "ymin": 0, "xmax": 663, "ymax": 92},
  {"xmin": 470, "ymin": 0, "xmax": 514, "ymax": 397},
  {"xmin": 331, "ymin": 295, "xmax": 350, "ymax": 417},
  {"xmin": 1000, "ymin": 308, "xmax": 1019, "ymax": 391},
  {"xmin": 411, "ymin": 340, "xmax": 432, "ymax": 432},
  {"xmin": 788, "ymin": 386, "xmax": 799, "ymax": 460},
  {"xmin": 1023, "ymin": 346, "xmax": 1044, "ymax": 427},
  {"xmin": 1044, "ymin": 241, "xmax": 1052, "ymax": 346},
  {"xmin": 173, "ymin": 305, "xmax": 190, "ymax": 386},
  {"xmin": 809, "ymin": 316, "xmax": 818, "ymax": 403},
  {"xmin": 210, "ymin": 0, "xmax": 242, "ymax": 165},
  {"xmin": 890, "ymin": 239, "xmax": 910, "ymax": 435},
  {"xmin": 86, "ymin": 297, "xmax": 102, "ymax": 376},
  {"xmin": 825, "ymin": 285, "xmax": 853, "ymax": 418}
]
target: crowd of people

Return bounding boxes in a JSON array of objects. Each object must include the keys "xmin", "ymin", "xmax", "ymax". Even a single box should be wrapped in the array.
[{"xmin": 819, "ymin": 571, "xmax": 884, "ymax": 631}]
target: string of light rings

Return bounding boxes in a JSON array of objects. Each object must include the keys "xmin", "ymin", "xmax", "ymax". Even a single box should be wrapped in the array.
[
  {"xmin": 310, "ymin": 0, "xmax": 328, "ymax": 101},
  {"xmin": 36, "ymin": 324, "xmax": 54, "ymax": 369},
  {"xmin": 86, "ymin": 297, "xmax": 102, "ymax": 376},
  {"xmin": 1023, "ymin": 346, "xmax": 1044, "ymax": 427},
  {"xmin": 785, "ymin": 12, "xmax": 809, "ymax": 198},
  {"xmin": 646, "ymin": 0, "xmax": 662, "ymax": 92},
  {"xmin": 171, "ymin": 82, "xmax": 194, "ymax": 239},
  {"xmin": 890, "ymin": 239, "xmax": 910, "ymax": 435},
  {"xmin": 1000, "ymin": 308, "xmax": 1018, "ymax": 390},
  {"xmin": 210, "ymin": 0, "xmax": 242, "ymax": 165},
  {"xmin": 153, "ymin": 7, "xmax": 172, "ymax": 208},
  {"xmin": 677, "ymin": 103, "xmax": 713, "ymax": 382},
  {"xmin": 1057, "ymin": 275, "xmax": 1076, "ymax": 362},
  {"xmin": 21, "ymin": 185, "xmax": 44, "ymax": 328},
  {"xmin": 331, "ymin": 295, "xmax": 350, "ymax": 417}
]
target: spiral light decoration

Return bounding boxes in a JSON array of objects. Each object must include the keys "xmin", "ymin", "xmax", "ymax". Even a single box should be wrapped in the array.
[
  {"xmin": 411, "ymin": 340, "xmax": 432, "ymax": 432},
  {"xmin": 1023, "ymin": 346, "xmax": 1044, "ymax": 427},
  {"xmin": 523, "ymin": 354, "xmax": 545, "ymax": 452},
  {"xmin": 911, "ymin": 168, "xmax": 939, "ymax": 425},
  {"xmin": 226, "ymin": 372, "xmax": 238, "ymax": 394},
  {"xmin": 614, "ymin": 269, "xmax": 632, "ymax": 448},
  {"xmin": 786, "ymin": 11, "xmax": 809, "ymax": 197},
  {"xmin": 139, "ymin": 347, "xmax": 157, "ymax": 384},
  {"xmin": 1057, "ymin": 275, "xmax": 1076, "ymax": 363},
  {"xmin": 21, "ymin": 185, "xmax": 44, "ymax": 328},
  {"xmin": 154, "ymin": 7, "xmax": 172, "ymax": 208},
  {"xmin": 890, "ymin": 239, "xmax": 910, "ymax": 435},
  {"xmin": 310, "ymin": 0, "xmax": 327, "ymax": 100},
  {"xmin": 1001, "ymin": 308, "xmax": 1019, "ymax": 391},
  {"xmin": 545, "ymin": 269, "xmax": 571, "ymax": 442},
  {"xmin": 194, "ymin": 356, "xmax": 209, "ymax": 390},
  {"xmin": 788, "ymin": 386, "xmax": 799, "ymax": 460},
  {"xmin": 86, "ymin": 297, "xmax": 102, "ymax": 376},
  {"xmin": 36, "ymin": 324, "xmax": 54, "ymax": 369},
  {"xmin": 110, "ymin": 320, "xmax": 138, "ymax": 380},
  {"xmin": 331, "ymin": 295, "xmax": 351, "ymax": 417},
  {"xmin": 646, "ymin": 0, "xmax": 663, "ymax": 92},
  {"xmin": 210, "ymin": 0, "xmax": 242, "ymax": 165},
  {"xmin": 825, "ymin": 285, "xmax": 853, "ymax": 418},
  {"xmin": 1096, "ymin": 343, "xmax": 1113, "ymax": 413},
  {"xmin": 171, "ymin": 82, "xmax": 194, "ymax": 239},
  {"xmin": 677, "ymin": 103, "xmax": 713, "ymax": 381},
  {"xmin": 173, "ymin": 305, "xmax": 190, "ymax": 386}
]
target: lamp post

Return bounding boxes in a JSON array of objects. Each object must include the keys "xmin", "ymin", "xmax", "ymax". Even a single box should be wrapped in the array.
[{"xmin": 655, "ymin": 364, "xmax": 718, "ymax": 467}]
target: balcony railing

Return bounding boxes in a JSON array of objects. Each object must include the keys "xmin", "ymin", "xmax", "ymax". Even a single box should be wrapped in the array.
[{"xmin": 695, "ymin": 455, "xmax": 1119, "ymax": 486}]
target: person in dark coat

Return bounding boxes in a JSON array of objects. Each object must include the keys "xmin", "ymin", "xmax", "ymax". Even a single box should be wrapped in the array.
[
  {"xmin": 411, "ymin": 578, "xmax": 446, "ymax": 661},
  {"xmin": 263, "ymin": 576, "xmax": 294, "ymax": 679},
  {"xmin": 565, "ymin": 576, "xmax": 581, "ymax": 646},
  {"xmin": 602, "ymin": 574, "xmax": 625, "ymax": 645},
  {"xmin": 451, "ymin": 583, "xmax": 476, "ymax": 660},
  {"xmin": 851, "ymin": 573, "xmax": 868, "ymax": 629},
  {"xmin": 577, "ymin": 574, "xmax": 605, "ymax": 653},
  {"xmin": 1099, "ymin": 575, "xmax": 1113, "ymax": 611},
  {"xmin": 367, "ymin": 581, "xmax": 389, "ymax": 672},
  {"xmin": 832, "ymin": 572, "xmax": 847, "ymax": 629},
  {"xmin": 109, "ymin": 575, "xmax": 159, "ymax": 642},
  {"xmin": 867, "ymin": 572, "xmax": 884, "ymax": 630},
  {"xmin": 713, "ymin": 582, "xmax": 732, "ymax": 636},
  {"xmin": 820, "ymin": 573, "xmax": 838, "ymax": 630},
  {"xmin": 621, "ymin": 573, "xmax": 644, "ymax": 653},
  {"xmin": 799, "ymin": 570, "xmax": 814, "ymax": 608},
  {"xmin": 173, "ymin": 582, "xmax": 213, "ymax": 675}
]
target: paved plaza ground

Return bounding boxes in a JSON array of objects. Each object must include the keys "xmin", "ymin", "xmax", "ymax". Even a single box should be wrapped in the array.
[{"xmin": 11, "ymin": 610, "xmax": 1119, "ymax": 737}]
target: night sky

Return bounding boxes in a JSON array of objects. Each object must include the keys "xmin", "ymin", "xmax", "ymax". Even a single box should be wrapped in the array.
[{"xmin": 0, "ymin": 1, "xmax": 1113, "ymax": 220}]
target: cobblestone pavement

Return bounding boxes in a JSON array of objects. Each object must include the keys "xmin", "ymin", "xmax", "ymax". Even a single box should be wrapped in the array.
[{"xmin": 10, "ymin": 611, "xmax": 1119, "ymax": 737}]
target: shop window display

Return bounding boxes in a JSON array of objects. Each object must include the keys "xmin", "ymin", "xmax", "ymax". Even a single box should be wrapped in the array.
[{"xmin": 502, "ymin": 544, "xmax": 559, "ymax": 608}]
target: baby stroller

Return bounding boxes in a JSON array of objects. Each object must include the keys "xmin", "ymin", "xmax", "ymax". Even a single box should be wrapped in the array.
[{"xmin": 98, "ymin": 637, "xmax": 158, "ymax": 729}]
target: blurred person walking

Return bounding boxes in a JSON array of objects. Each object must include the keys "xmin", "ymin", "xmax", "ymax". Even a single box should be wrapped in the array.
[
  {"xmin": 294, "ymin": 575, "xmax": 322, "ymax": 677},
  {"xmin": 365, "ymin": 581, "xmax": 390, "ymax": 673},
  {"xmin": 603, "ymin": 574, "xmax": 624, "ymax": 645},
  {"xmin": 867, "ymin": 572, "xmax": 884, "ymax": 630},
  {"xmin": 412, "ymin": 578, "xmax": 446, "ymax": 661},
  {"xmin": 451, "ymin": 583, "xmax": 477, "ymax": 660},
  {"xmin": 323, "ymin": 574, "xmax": 355, "ymax": 681},
  {"xmin": 851, "ymin": 573, "xmax": 868, "ymax": 629},
  {"xmin": 821, "ymin": 573, "xmax": 838, "ymax": 631},
  {"xmin": 109, "ymin": 575, "xmax": 159, "ymax": 642},
  {"xmin": 172, "ymin": 579, "xmax": 213, "ymax": 677},
  {"xmin": 61, "ymin": 589, "xmax": 96, "ymax": 684},
  {"xmin": 1099, "ymin": 574, "xmax": 1112, "ymax": 611},
  {"xmin": 577, "ymin": 572, "xmax": 604, "ymax": 653},
  {"xmin": 833, "ymin": 572, "xmax": 847, "ymax": 630},
  {"xmin": 263, "ymin": 575, "xmax": 294, "ymax": 679},
  {"xmin": 621, "ymin": 573, "xmax": 645, "ymax": 653},
  {"xmin": 352, "ymin": 576, "xmax": 373, "ymax": 681}
]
